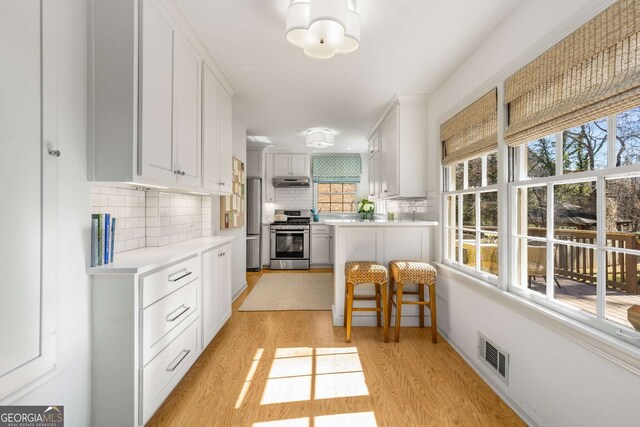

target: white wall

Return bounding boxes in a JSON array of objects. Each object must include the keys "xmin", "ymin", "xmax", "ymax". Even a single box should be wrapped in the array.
[
  {"xmin": 213, "ymin": 106, "xmax": 247, "ymax": 299},
  {"xmin": 429, "ymin": 0, "xmax": 640, "ymax": 426},
  {"xmin": 14, "ymin": 0, "xmax": 92, "ymax": 426}
]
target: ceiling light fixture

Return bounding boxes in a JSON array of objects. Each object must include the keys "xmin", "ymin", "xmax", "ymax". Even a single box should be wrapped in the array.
[
  {"xmin": 286, "ymin": 0, "xmax": 361, "ymax": 59},
  {"xmin": 306, "ymin": 129, "xmax": 335, "ymax": 148}
]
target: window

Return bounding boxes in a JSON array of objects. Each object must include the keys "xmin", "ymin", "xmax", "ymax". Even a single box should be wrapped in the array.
[
  {"xmin": 510, "ymin": 106, "xmax": 640, "ymax": 342},
  {"xmin": 316, "ymin": 183, "xmax": 357, "ymax": 213},
  {"xmin": 443, "ymin": 151, "xmax": 499, "ymax": 280}
]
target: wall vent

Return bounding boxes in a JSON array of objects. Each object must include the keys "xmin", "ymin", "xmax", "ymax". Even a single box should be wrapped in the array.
[{"xmin": 478, "ymin": 333, "xmax": 509, "ymax": 385}]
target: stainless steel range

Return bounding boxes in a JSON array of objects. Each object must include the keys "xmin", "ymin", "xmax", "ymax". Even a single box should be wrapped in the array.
[{"xmin": 270, "ymin": 209, "xmax": 310, "ymax": 270}]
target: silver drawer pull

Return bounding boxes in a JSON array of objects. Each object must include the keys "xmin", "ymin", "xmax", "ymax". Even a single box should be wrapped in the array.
[
  {"xmin": 166, "ymin": 305, "xmax": 190, "ymax": 322},
  {"xmin": 168, "ymin": 270, "xmax": 192, "ymax": 282},
  {"xmin": 166, "ymin": 349, "xmax": 190, "ymax": 372}
]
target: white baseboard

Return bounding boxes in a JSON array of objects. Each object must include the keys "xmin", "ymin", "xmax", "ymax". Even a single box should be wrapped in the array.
[
  {"xmin": 232, "ymin": 283, "xmax": 248, "ymax": 302},
  {"xmin": 331, "ymin": 305, "xmax": 434, "ymax": 327}
]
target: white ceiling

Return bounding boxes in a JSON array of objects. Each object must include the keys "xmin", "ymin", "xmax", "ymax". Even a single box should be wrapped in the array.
[{"xmin": 177, "ymin": 0, "xmax": 520, "ymax": 153}]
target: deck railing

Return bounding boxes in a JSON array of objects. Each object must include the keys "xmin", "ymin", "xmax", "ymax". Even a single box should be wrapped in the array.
[{"xmin": 528, "ymin": 228, "xmax": 639, "ymax": 294}]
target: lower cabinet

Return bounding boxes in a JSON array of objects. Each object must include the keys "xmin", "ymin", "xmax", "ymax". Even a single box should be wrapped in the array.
[
  {"xmin": 311, "ymin": 225, "xmax": 332, "ymax": 266},
  {"xmin": 202, "ymin": 243, "xmax": 232, "ymax": 348},
  {"xmin": 262, "ymin": 224, "xmax": 270, "ymax": 267},
  {"xmin": 91, "ymin": 239, "xmax": 233, "ymax": 427}
]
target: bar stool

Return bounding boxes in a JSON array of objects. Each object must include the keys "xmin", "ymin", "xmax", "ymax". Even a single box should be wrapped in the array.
[
  {"xmin": 344, "ymin": 261, "xmax": 389, "ymax": 343},
  {"xmin": 387, "ymin": 261, "xmax": 438, "ymax": 343}
]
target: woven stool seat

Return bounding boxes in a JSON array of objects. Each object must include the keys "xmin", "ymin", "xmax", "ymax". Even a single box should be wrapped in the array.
[
  {"xmin": 345, "ymin": 261, "xmax": 388, "ymax": 284},
  {"xmin": 389, "ymin": 261, "xmax": 437, "ymax": 285}
]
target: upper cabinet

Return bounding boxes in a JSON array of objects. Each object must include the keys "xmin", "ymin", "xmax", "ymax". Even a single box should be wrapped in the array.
[
  {"xmin": 265, "ymin": 154, "xmax": 276, "ymax": 203},
  {"xmin": 91, "ymin": 0, "xmax": 233, "ymax": 194},
  {"xmin": 273, "ymin": 153, "xmax": 309, "ymax": 177},
  {"xmin": 368, "ymin": 96, "xmax": 428, "ymax": 199},
  {"xmin": 246, "ymin": 150, "xmax": 262, "ymax": 177},
  {"xmin": 202, "ymin": 63, "xmax": 232, "ymax": 194}
]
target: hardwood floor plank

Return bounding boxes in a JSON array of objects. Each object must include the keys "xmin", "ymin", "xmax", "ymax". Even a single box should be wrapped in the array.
[{"xmin": 148, "ymin": 269, "xmax": 524, "ymax": 427}]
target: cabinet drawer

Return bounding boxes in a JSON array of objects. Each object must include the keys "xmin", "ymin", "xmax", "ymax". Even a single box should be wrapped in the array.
[
  {"xmin": 311, "ymin": 225, "xmax": 330, "ymax": 234},
  {"xmin": 141, "ymin": 318, "xmax": 199, "ymax": 425},
  {"xmin": 141, "ymin": 255, "xmax": 200, "ymax": 307},
  {"xmin": 142, "ymin": 279, "xmax": 199, "ymax": 365}
]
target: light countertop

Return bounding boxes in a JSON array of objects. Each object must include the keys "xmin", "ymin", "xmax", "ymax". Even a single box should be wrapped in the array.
[
  {"xmin": 87, "ymin": 236, "xmax": 235, "ymax": 275},
  {"xmin": 321, "ymin": 220, "xmax": 438, "ymax": 227}
]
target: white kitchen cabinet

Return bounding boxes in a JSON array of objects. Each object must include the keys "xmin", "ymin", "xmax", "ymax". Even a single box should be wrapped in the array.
[
  {"xmin": 265, "ymin": 154, "xmax": 276, "ymax": 203},
  {"xmin": 273, "ymin": 154, "xmax": 291, "ymax": 176},
  {"xmin": 291, "ymin": 154, "xmax": 309, "ymax": 176},
  {"xmin": 368, "ymin": 153, "xmax": 379, "ymax": 199},
  {"xmin": 202, "ymin": 63, "xmax": 233, "ymax": 194},
  {"xmin": 0, "ymin": 0, "xmax": 58, "ymax": 403},
  {"xmin": 272, "ymin": 153, "xmax": 309, "ymax": 177},
  {"xmin": 139, "ymin": 0, "xmax": 175, "ymax": 183},
  {"xmin": 247, "ymin": 150, "xmax": 263, "ymax": 177},
  {"xmin": 174, "ymin": 33, "xmax": 202, "ymax": 187},
  {"xmin": 91, "ymin": 0, "xmax": 233, "ymax": 193},
  {"xmin": 202, "ymin": 243, "xmax": 232, "ymax": 347},
  {"xmin": 262, "ymin": 225, "xmax": 271, "ymax": 266},
  {"xmin": 369, "ymin": 96, "xmax": 428, "ymax": 199},
  {"xmin": 218, "ymin": 86, "xmax": 233, "ymax": 193},
  {"xmin": 368, "ymin": 129, "xmax": 379, "ymax": 156},
  {"xmin": 311, "ymin": 225, "xmax": 332, "ymax": 266},
  {"xmin": 90, "ymin": 237, "xmax": 233, "ymax": 426}
]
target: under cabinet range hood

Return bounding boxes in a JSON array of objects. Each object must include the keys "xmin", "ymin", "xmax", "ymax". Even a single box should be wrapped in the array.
[{"xmin": 272, "ymin": 176, "xmax": 311, "ymax": 188}]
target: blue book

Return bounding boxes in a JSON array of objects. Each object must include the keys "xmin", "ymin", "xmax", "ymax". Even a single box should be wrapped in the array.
[
  {"xmin": 104, "ymin": 213, "xmax": 111, "ymax": 265},
  {"xmin": 97, "ymin": 215, "xmax": 103, "ymax": 265},
  {"xmin": 90, "ymin": 215, "xmax": 99, "ymax": 267},
  {"xmin": 110, "ymin": 218, "xmax": 116, "ymax": 263}
]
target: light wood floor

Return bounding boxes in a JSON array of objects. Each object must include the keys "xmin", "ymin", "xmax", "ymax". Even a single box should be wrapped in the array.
[{"xmin": 147, "ymin": 269, "xmax": 524, "ymax": 427}]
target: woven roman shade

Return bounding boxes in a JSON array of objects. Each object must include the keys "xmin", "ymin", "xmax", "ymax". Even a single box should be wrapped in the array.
[
  {"xmin": 505, "ymin": 0, "xmax": 640, "ymax": 146},
  {"xmin": 441, "ymin": 88, "xmax": 498, "ymax": 165}
]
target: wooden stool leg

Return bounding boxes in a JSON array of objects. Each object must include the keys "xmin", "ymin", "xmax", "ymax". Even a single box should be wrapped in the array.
[
  {"xmin": 344, "ymin": 283, "xmax": 348, "ymax": 326},
  {"xmin": 418, "ymin": 282, "xmax": 425, "ymax": 328},
  {"xmin": 387, "ymin": 276, "xmax": 395, "ymax": 328},
  {"xmin": 395, "ymin": 282, "xmax": 403, "ymax": 342},
  {"xmin": 375, "ymin": 283, "xmax": 382, "ymax": 327},
  {"xmin": 380, "ymin": 281, "xmax": 389, "ymax": 342},
  {"xmin": 346, "ymin": 282, "xmax": 354, "ymax": 342},
  {"xmin": 429, "ymin": 282, "xmax": 437, "ymax": 343}
]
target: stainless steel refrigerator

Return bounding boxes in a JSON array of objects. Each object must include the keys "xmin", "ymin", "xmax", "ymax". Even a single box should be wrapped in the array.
[{"xmin": 246, "ymin": 177, "xmax": 262, "ymax": 271}]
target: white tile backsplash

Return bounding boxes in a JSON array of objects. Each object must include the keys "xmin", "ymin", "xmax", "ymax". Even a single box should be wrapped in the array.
[
  {"xmin": 269, "ymin": 187, "xmax": 313, "ymax": 216},
  {"xmin": 146, "ymin": 191, "xmax": 212, "ymax": 247},
  {"xmin": 384, "ymin": 194, "xmax": 438, "ymax": 221},
  {"xmin": 91, "ymin": 184, "xmax": 213, "ymax": 253},
  {"xmin": 90, "ymin": 184, "xmax": 146, "ymax": 254}
]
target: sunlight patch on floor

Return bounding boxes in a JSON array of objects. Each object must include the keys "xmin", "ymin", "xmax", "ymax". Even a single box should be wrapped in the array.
[
  {"xmin": 315, "ymin": 371, "xmax": 369, "ymax": 400},
  {"xmin": 235, "ymin": 348, "xmax": 264, "ymax": 409},
  {"xmin": 259, "ymin": 347, "xmax": 369, "ymax": 406},
  {"xmin": 252, "ymin": 417, "xmax": 309, "ymax": 427}
]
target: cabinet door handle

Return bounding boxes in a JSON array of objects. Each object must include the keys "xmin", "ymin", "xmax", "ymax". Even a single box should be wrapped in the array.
[
  {"xmin": 48, "ymin": 148, "xmax": 61, "ymax": 157},
  {"xmin": 180, "ymin": 171, "xmax": 186, "ymax": 176},
  {"xmin": 166, "ymin": 305, "xmax": 190, "ymax": 322},
  {"xmin": 166, "ymin": 349, "xmax": 191, "ymax": 372},
  {"xmin": 168, "ymin": 270, "xmax": 192, "ymax": 282}
]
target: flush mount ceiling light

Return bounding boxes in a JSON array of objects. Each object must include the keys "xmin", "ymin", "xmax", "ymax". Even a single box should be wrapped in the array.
[
  {"xmin": 306, "ymin": 129, "xmax": 335, "ymax": 148},
  {"xmin": 286, "ymin": 0, "xmax": 361, "ymax": 59}
]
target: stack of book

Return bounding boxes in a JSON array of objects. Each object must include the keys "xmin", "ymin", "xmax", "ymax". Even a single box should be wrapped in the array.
[{"xmin": 91, "ymin": 214, "xmax": 116, "ymax": 267}]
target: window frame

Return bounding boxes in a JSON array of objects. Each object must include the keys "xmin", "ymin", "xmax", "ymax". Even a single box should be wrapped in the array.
[
  {"xmin": 508, "ymin": 111, "xmax": 640, "ymax": 347},
  {"xmin": 442, "ymin": 151, "xmax": 499, "ymax": 286},
  {"xmin": 313, "ymin": 182, "xmax": 358, "ymax": 214}
]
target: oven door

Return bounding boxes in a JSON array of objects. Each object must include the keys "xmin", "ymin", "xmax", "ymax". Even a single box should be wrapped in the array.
[{"xmin": 270, "ymin": 229, "xmax": 310, "ymax": 260}]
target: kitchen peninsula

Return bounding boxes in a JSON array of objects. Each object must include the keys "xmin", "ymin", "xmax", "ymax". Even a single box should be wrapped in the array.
[{"xmin": 326, "ymin": 220, "xmax": 438, "ymax": 327}]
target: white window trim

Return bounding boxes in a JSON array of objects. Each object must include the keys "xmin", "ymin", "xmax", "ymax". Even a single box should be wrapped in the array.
[{"xmin": 442, "ymin": 152, "xmax": 499, "ymax": 285}]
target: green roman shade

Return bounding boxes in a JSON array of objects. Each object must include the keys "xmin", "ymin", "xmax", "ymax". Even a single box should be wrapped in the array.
[{"xmin": 312, "ymin": 154, "xmax": 362, "ymax": 183}]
